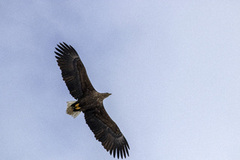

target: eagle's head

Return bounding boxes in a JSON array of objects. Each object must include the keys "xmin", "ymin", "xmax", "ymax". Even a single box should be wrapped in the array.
[{"xmin": 103, "ymin": 92, "xmax": 111, "ymax": 99}]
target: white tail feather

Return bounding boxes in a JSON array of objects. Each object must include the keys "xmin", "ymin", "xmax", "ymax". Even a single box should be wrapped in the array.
[{"xmin": 66, "ymin": 101, "xmax": 81, "ymax": 118}]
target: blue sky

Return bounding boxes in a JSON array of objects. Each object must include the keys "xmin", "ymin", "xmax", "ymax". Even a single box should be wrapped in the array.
[{"xmin": 1, "ymin": 1, "xmax": 240, "ymax": 160}]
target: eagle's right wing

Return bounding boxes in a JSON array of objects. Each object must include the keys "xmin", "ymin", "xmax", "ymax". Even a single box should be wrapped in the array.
[{"xmin": 55, "ymin": 42, "xmax": 95, "ymax": 99}]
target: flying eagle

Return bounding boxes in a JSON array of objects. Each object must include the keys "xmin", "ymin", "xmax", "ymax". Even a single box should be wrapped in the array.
[{"xmin": 55, "ymin": 42, "xmax": 129, "ymax": 159}]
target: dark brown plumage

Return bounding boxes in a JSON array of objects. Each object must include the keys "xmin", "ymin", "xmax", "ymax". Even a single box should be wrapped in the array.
[{"xmin": 55, "ymin": 42, "xmax": 129, "ymax": 158}]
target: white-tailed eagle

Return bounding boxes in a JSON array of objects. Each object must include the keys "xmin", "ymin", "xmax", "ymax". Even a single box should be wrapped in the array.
[{"xmin": 55, "ymin": 42, "xmax": 129, "ymax": 159}]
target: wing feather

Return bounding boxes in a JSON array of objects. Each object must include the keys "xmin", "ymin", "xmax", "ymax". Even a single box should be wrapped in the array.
[
  {"xmin": 84, "ymin": 106, "xmax": 130, "ymax": 159},
  {"xmin": 55, "ymin": 42, "xmax": 95, "ymax": 99}
]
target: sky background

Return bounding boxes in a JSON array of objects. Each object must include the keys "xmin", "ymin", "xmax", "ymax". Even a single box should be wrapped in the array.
[{"xmin": 1, "ymin": 1, "xmax": 240, "ymax": 160}]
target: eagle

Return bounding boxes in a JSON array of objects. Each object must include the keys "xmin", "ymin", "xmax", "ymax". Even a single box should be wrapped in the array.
[{"xmin": 55, "ymin": 42, "xmax": 129, "ymax": 159}]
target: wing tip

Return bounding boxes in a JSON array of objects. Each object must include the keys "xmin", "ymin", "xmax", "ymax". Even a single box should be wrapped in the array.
[{"xmin": 108, "ymin": 139, "xmax": 130, "ymax": 159}]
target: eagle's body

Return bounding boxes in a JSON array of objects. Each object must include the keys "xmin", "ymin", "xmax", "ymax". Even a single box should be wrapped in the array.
[{"xmin": 55, "ymin": 42, "xmax": 129, "ymax": 159}]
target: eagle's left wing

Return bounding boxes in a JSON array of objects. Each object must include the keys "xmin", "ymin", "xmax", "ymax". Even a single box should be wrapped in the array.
[{"xmin": 84, "ymin": 105, "xmax": 130, "ymax": 159}]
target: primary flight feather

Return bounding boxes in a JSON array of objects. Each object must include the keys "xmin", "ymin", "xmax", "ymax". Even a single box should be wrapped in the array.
[{"xmin": 55, "ymin": 42, "xmax": 129, "ymax": 158}]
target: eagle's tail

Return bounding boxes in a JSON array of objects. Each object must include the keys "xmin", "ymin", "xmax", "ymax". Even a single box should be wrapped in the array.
[{"xmin": 66, "ymin": 101, "xmax": 81, "ymax": 118}]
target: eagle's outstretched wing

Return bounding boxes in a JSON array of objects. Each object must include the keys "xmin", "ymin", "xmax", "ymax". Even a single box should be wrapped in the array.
[
  {"xmin": 55, "ymin": 42, "xmax": 95, "ymax": 99},
  {"xmin": 84, "ymin": 105, "xmax": 130, "ymax": 159}
]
